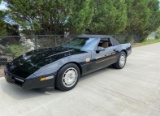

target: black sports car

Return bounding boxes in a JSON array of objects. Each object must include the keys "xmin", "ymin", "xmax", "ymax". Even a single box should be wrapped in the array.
[{"xmin": 4, "ymin": 35, "xmax": 131, "ymax": 91}]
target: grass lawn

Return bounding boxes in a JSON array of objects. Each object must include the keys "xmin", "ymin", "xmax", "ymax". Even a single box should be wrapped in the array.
[{"xmin": 132, "ymin": 38, "xmax": 160, "ymax": 47}]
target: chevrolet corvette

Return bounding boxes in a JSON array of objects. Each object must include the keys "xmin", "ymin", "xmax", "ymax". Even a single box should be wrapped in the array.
[{"xmin": 4, "ymin": 35, "xmax": 131, "ymax": 91}]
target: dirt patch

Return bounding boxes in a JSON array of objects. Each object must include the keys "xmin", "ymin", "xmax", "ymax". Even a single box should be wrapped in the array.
[{"xmin": 0, "ymin": 68, "xmax": 4, "ymax": 77}]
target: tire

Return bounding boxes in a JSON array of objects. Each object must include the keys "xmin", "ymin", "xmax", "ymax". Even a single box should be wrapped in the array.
[
  {"xmin": 113, "ymin": 51, "xmax": 126, "ymax": 69},
  {"xmin": 55, "ymin": 63, "xmax": 80, "ymax": 91}
]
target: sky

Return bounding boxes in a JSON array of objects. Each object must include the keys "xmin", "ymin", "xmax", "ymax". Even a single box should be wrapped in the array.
[
  {"xmin": 0, "ymin": 1, "xmax": 15, "ymax": 25},
  {"xmin": 0, "ymin": 1, "xmax": 7, "ymax": 11}
]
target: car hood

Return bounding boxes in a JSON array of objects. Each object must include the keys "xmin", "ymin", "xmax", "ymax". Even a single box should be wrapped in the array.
[{"xmin": 6, "ymin": 47, "xmax": 84, "ymax": 79}]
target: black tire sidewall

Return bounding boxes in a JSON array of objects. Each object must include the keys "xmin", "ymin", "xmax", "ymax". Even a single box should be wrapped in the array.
[{"xmin": 56, "ymin": 63, "xmax": 80, "ymax": 91}]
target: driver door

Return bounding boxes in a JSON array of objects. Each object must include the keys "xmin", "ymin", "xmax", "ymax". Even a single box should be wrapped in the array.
[{"xmin": 91, "ymin": 38, "xmax": 117, "ymax": 71}]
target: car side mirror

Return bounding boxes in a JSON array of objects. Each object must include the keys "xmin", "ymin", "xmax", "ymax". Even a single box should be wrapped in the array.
[{"xmin": 96, "ymin": 47, "xmax": 105, "ymax": 53}]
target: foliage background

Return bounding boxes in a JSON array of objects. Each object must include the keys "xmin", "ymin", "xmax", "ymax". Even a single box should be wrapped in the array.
[{"xmin": 0, "ymin": 0, "xmax": 160, "ymax": 42}]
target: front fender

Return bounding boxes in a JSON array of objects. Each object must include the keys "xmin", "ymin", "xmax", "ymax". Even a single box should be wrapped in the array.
[{"xmin": 27, "ymin": 52, "xmax": 91, "ymax": 79}]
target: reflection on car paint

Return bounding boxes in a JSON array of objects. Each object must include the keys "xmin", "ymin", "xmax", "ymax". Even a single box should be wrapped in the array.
[
  {"xmin": 96, "ymin": 56, "xmax": 116, "ymax": 64},
  {"xmin": 96, "ymin": 52, "xmax": 116, "ymax": 60}
]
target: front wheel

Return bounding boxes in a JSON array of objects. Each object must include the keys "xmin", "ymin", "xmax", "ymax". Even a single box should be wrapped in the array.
[
  {"xmin": 113, "ymin": 51, "xmax": 126, "ymax": 69},
  {"xmin": 55, "ymin": 63, "xmax": 80, "ymax": 91}
]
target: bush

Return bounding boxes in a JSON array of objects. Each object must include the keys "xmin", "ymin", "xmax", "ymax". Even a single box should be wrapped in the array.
[{"xmin": 5, "ymin": 44, "xmax": 28, "ymax": 57}]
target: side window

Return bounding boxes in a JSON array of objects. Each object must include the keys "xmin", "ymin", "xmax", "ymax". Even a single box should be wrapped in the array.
[{"xmin": 98, "ymin": 38, "xmax": 112, "ymax": 48}]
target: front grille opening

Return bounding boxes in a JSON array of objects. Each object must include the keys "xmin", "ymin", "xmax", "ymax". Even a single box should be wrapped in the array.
[{"xmin": 14, "ymin": 79, "xmax": 23, "ymax": 86}]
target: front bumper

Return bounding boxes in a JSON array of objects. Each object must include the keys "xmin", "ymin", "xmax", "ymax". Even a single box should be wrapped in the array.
[
  {"xmin": 4, "ymin": 71, "xmax": 56, "ymax": 89},
  {"xmin": 127, "ymin": 49, "xmax": 132, "ymax": 56},
  {"xmin": 127, "ymin": 46, "xmax": 132, "ymax": 56}
]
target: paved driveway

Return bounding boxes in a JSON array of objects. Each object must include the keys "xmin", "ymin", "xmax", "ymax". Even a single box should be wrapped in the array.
[{"xmin": 0, "ymin": 43, "xmax": 160, "ymax": 116}]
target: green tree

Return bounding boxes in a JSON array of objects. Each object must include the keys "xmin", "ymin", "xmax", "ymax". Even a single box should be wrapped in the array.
[
  {"xmin": 147, "ymin": 0, "xmax": 160, "ymax": 32},
  {"xmin": 4, "ymin": 0, "xmax": 160, "ymax": 38},
  {"xmin": 155, "ymin": 26, "xmax": 160, "ymax": 38},
  {"xmin": 5, "ymin": 0, "xmax": 93, "ymax": 35},
  {"xmin": 125, "ymin": 0, "xmax": 160, "ymax": 41},
  {"xmin": 67, "ymin": 0, "xmax": 93, "ymax": 34},
  {"xmin": 126, "ymin": 0, "xmax": 151, "ymax": 34},
  {"xmin": 90, "ymin": 0, "xmax": 127, "ymax": 34},
  {"xmin": 6, "ymin": 0, "xmax": 63, "ymax": 34},
  {"xmin": 0, "ymin": 11, "xmax": 7, "ymax": 36}
]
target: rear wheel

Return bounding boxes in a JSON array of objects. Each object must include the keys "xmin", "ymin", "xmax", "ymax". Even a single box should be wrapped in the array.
[
  {"xmin": 55, "ymin": 63, "xmax": 80, "ymax": 91},
  {"xmin": 113, "ymin": 51, "xmax": 126, "ymax": 69}
]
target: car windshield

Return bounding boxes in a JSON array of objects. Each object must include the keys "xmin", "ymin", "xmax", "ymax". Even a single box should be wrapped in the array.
[{"xmin": 63, "ymin": 37, "xmax": 100, "ymax": 51}]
